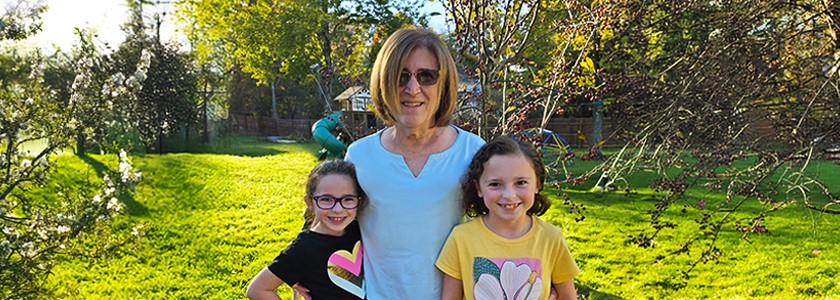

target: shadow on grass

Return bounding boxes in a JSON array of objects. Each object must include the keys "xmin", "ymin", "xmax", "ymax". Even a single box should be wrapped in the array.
[
  {"xmin": 80, "ymin": 154, "xmax": 149, "ymax": 217},
  {"xmin": 162, "ymin": 135, "xmax": 320, "ymax": 157},
  {"xmin": 578, "ymin": 284, "xmax": 624, "ymax": 299}
]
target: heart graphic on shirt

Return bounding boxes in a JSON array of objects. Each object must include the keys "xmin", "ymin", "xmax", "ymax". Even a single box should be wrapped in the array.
[{"xmin": 327, "ymin": 241, "xmax": 364, "ymax": 298}]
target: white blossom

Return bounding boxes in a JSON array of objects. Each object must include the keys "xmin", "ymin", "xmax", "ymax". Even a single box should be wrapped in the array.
[
  {"xmin": 24, "ymin": 98, "xmax": 34, "ymax": 105},
  {"xmin": 107, "ymin": 197, "xmax": 121, "ymax": 211},
  {"xmin": 21, "ymin": 242, "xmax": 35, "ymax": 257},
  {"xmin": 134, "ymin": 69, "xmax": 147, "ymax": 82},
  {"xmin": 111, "ymin": 72, "xmax": 126, "ymax": 84},
  {"xmin": 131, "ymin": 224, "xmax": 145, "ymax": 237},
  {"xmin": 56, "ymin": 225, "xmax": 70, "ymax": 234},
  {"xmin": 37, "ymin": 156, "xmax": 49, "ymax": 167},
  {"xmin": 37, "ymin": 228, "xmax": 48, "ymax": 239},
  {"xmin": 140, "ymin": 49, "xmax": 152, "ymax": 68}
]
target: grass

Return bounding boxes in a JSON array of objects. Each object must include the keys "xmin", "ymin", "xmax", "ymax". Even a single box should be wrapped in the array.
[
  {"xmin": 46, "ymin": 135, "xmax": 319, "ymax": 299},
  {"xmin": 43, "ymin": 135, "xmax": 839, "ymax": 299}
]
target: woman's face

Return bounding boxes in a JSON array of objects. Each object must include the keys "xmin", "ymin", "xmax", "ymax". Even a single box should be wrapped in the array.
[{"xmin": 395, "ymin": 47, "xmax": 441, "ymax": 130}]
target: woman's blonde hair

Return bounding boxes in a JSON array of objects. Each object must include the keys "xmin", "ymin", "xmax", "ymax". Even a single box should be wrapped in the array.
[{"xmin": 369, "ymin": 27, "xmax": 458, "ymax": 128}]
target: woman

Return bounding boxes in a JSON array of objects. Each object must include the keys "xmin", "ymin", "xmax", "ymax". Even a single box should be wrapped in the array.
[{"xmin": 344, "ymin": 27, "xmax": 485, "ymax": 299}]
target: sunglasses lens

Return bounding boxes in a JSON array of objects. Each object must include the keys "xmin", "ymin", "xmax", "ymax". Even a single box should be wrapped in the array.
[
  {"xmin": 417, "ymin": 70, "xmax": 437, "ymax": 85},
  {"xmin": 398, "ymin": 69, "xmax": 439, "ymax": 86},
  {"xmin": 399, "ymin": 72, "xmax": 411, "ymax": 86}
]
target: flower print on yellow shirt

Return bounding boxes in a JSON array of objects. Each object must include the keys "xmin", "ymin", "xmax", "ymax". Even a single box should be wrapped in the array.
[{"xmin": 472, "ymin": 257, "xmax": 542, "ymax": 300}]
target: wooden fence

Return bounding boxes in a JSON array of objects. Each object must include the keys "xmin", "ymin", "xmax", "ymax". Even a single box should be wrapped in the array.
[
  {"xmin": 537, "ymin": 117, "xmax": 622, "ymax": 148},
  {"xmin": 230, "ymin": 114, "xmax": 622, "ymax": 147},
  {"xmin": 229, "ymin": 114, "xmax": 784, "ymax": 150},
  {"xmin": 231, "ymin": 114, "xmax": 316, "ymax": 138}
]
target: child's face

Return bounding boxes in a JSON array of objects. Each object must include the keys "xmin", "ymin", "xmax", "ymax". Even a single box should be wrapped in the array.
[
  {"xmin": 476, "ymin": 153, "xmax": 538, "ymax": 225},
  {"xmin": 308, "ymin": 174, "xmax": 359, "ymax": 236}
]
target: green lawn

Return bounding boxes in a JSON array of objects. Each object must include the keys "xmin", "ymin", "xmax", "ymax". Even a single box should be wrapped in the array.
[{"xmin": 44, "ymin": 135, "xmax": 839, "ymax": 299}]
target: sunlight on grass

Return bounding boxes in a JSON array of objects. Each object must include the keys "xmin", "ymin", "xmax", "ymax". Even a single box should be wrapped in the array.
[
  {"xmin": 46, "ymin": 136, "xmax": 321, "ymax": 299},
  {"xmin": 42, "ymin": 138, "xmax": 839, "ymax": 299}
]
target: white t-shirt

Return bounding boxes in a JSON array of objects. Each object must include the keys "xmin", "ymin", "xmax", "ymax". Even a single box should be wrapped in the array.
[{"xmin": 345, "ymin": 126, "xmax": 484, "ymax": 300}]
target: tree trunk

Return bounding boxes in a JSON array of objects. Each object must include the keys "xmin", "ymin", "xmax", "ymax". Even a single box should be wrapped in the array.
[
  {"xmin": 158, "ymin": 127, "xmax": 164, "ymax": 155},
  {"xmin": 591, "ymin": 29, "xmax": 603, "ymax": 148},
  {"xmin": 202, "ymin": 83, "xmax": 210, "ymax": 143},
  {"xmin": 591, "ymin": 102, "xmax": 603, "ymax": 147},
  {"xmin": 270, "ymin": 80, "xmax": 279, "ymax": 120},
  {"xmin": 270, "ymin": 78, "xmax": 280, "ymax": 135},
  {"xmin": 75, "ymin": 130, "xmax": 86, "ymax": 156},
  {"xmin": 320, "ymin": 22, "xmax": 334, "ymax": 100}
]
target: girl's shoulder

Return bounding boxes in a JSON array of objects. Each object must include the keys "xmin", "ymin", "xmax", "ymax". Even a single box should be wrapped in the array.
[
  {"xmin": 449, "ymin": 217, "xmax": 484, "ymax": 235},
  {"xmin": 531, "ymin": 217, "xmax": 569, "ymax": 242}
]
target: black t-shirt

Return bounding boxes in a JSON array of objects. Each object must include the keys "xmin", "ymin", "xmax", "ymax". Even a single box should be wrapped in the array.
[{"xmin": 267, "ymin": 221, "xmax": 364, "ymax": 299}]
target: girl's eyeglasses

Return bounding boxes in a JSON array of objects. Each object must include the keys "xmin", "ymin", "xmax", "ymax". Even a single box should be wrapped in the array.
[
  {"xmin": 399, "ymin": 69, "xmax": 440, "ymax": 86},
  {"xmin": 312, "ymin": 195, "xmax": 361, "ymax": 210}
]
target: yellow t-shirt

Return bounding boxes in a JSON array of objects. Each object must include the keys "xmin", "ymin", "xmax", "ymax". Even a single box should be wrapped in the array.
[{"xmin": 435, "ymin": 216, "xmax": 580, "ymax": 300}]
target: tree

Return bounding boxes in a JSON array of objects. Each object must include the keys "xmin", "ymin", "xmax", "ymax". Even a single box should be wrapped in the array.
[
  {"xmin": 1, "ymin": 6, "xmax": 143, "ymax": 296},
  {"xmin": 0, "ymin": 0, "xmax": 45, "ymax": 41},
  {"xmin": 571, "ymin": 0, "xmax": 840, "ymax": 275},
  {"xmin": 444, "ymin": 0, "xmax": 839, "ymax": 277},
  {"xmin": 177, "ymin": 0, "xmax": 426, "ymax": 120},
  {"xmin": 444, "ymin": 0, "xmax": 544, "ymax": 138},
  {"xmin": 57, "ymin": 29, "xmax": 122, "ymax": 155},
  {"xmin": 136, "ymin": 42, "xmax": 198, "ymax": 152},
  {"xmin": 108, "ymin": 0, "xmax": 197, "ymax": 153}
]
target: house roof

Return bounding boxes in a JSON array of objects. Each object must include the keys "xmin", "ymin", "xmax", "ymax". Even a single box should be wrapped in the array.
[{"xmin": 334, "ymin": 86, "xmax": 370, "ymax": 101}]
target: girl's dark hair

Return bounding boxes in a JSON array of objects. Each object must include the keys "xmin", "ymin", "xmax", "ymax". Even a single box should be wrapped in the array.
[
  {"xmin": 461, "ymin": 136, "xmax": 550, "ymax": 217},
  {"xmin": 302, "ymin": 159, "xmax": 365, "ymax": 225}
]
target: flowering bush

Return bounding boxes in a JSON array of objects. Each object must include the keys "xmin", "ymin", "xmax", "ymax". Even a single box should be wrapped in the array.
[{"xmin": 0, "ymin": 44, "xmax": 146, "ymax": 298}]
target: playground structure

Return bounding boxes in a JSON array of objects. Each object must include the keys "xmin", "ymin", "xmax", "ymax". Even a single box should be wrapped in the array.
[
  {"xmin": 519, "ymin": 128, "xmax": 574, "ymax": 168},
  {"xmin": 311, "ymin": 111, "xmax": 350, "ymax": 159},
  {"xmin": 311, "ymin": 86, "xmax": 378, "ymax": 160}
]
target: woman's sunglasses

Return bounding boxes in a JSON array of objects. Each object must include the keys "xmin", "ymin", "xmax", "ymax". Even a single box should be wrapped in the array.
[{"xmin": 399, "ymin": 69, "xmax": 440, "ymax": 87}]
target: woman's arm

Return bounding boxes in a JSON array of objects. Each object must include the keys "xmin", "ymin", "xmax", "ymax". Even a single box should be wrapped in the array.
[
  {"xmin": 441, "ymin": 273, "xmax": 464, "ymax": 300},
  {"xmin": 246, "ymin": 267, "xmax": 285, "ymax": 300},
  {"xmin": 552, "ymin": 279, "xmax": 577, "ymax": 300}
]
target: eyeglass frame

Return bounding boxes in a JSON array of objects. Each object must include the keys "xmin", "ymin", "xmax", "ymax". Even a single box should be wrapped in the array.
[
  {"xmin": 398, "ymin": 68, "xmax": 440, "ymax": 87},
  {"xmin": 312, "ymin": 194, "xmax": 361, "ymax": 210}
]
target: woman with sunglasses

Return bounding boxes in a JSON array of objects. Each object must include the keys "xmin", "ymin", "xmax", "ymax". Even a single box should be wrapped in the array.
[{"xmin": 339, "ymin": 27, "xmax": 486, "ymax": 299}]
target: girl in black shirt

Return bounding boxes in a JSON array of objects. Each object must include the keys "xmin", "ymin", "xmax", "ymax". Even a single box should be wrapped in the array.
[{"xmin": 247, "ymin": 160, "xmax": 365, "ymax": 300}]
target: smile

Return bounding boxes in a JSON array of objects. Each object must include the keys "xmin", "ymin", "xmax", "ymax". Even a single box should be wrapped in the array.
[
  {"xmin": 499, "ymin": 203, "xmax": 521, "ymax": 209},
  {"xmin": 401, "ymin": 101, "xmax": 424, "ymax": 107}
]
